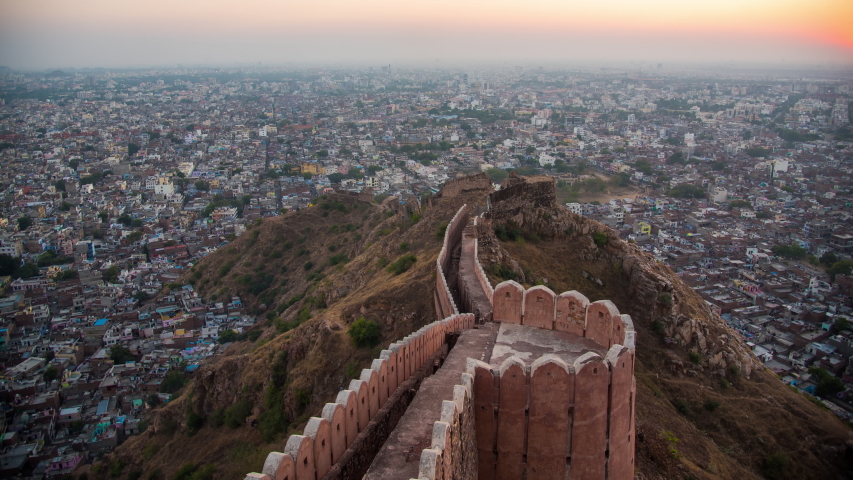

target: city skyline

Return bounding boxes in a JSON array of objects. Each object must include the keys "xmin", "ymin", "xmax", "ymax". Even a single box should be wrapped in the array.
[{"xmin": 1, "ymin": 0, "xmax": 853, "ymax": 70}]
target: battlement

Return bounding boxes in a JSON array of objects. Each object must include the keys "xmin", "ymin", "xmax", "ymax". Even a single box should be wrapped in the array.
[
  {"xmin": 245, "ymin": 196, "xmax": 635, "ymax": 480},
  {"xmin": 245, "ymin": 314, "xmax": 475, "ymax": 480}
]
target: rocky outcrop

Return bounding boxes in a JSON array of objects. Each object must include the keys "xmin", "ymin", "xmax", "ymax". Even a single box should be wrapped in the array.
[{"xmin": 477, "ymin": 183, "xmax": 760, "ymax": 378}]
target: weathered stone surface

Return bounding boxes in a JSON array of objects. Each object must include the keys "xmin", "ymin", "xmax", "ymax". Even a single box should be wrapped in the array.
[
  {"xmin": 493, "ymin": 280, "xmax": 523, "ymax": 324},
  {"xmin": 555, "ymin": 290, "xmax": 589, "ymax": 336},
  {"xmin": 283, "ymin": 435, "xmax": 315, "ymax": 480},
  {"xmin": 527, "ymin": 355, "xmax": 572, "ymax": 480},
  {"xmin": 262, "ymin": 452, "xmax": 295, "ymax": 480},
  {"xmin": 571, "ymin": 353, "xmax": 608, "ymax": 480},
  {"xmin": 305, "ymin": 417, "xmax": 333, "ymax": 479},
  {"xmin": 495, "ymin": 357, "xmax": 526, "ymax": 480},
  {"xmin": 522, "ymin": 285, "xmax": 556, "ymax": 330},
  {"xmin": 606, "ymin": 346, "xmax": 635, "ymax": 480},
  {"xmin": 321, "ymin": 403, "xmax": 347, "ymax": 464}
]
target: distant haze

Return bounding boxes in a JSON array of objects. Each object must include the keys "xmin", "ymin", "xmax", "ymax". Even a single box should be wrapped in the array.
[{"xmin": 1, "ymin": 0, "xmax": 851, "ymax": 70}]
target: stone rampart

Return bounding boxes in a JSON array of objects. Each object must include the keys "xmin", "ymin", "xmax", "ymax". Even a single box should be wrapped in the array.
[
  {"xmin": 471, "ymin": 216, "xmax": 494, "ymax": 304},
  {"xmin": 245, "ymin": 314, "xmax": 476, "ymax": 480},
  {"xmin": 414, "ymin": 373, "xmax": 478, "ymax": 480},
  {"xmin": 432, "ymin": 173, "xmax": 492, "ymax": 200},
  {"xmin": 416, "ymin": 343, "xmax": 635, "ymax": 480},
  {"xmin": 416, "ymin": 284, "xmax": 636, "ymax": 480},
  {"xmin": 492, "ymin": 280, "xmax": 636, "ymax": 351},
  {"xmin": 434, "ymin": 205, "xmax": 469, "ymax": 320}
]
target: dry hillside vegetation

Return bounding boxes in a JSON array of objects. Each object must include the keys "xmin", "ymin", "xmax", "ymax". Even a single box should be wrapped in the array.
[
  {"xmin": 93, "ymin": 192, "xmax": 478, "ymax": 480},
  {"xmin": 478, "ymin": 203, "xmax": 852, "ymax": 480},
  {"xmin": 90, "ymin": 179, "xmax": 850, "ymax": 480}
]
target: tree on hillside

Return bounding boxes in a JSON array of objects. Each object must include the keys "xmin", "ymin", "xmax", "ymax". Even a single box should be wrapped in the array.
[
  {"xmin": 17, "ymin": 216, "xmax": 33, "ymax": 231},
  {"xmin": 110, "ymin": 345, "xmax": 135, "ymax": 364},
  {"xmin": 0, "ymin": 254, "xmax": 18, "ymax": 276}
]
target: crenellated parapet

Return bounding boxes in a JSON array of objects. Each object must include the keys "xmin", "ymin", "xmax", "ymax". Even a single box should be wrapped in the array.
[
  {"xmin": 244, "ymin": 314, "xmax": 476, "ymax": 480},
  {"xmin": 434, "ymin": 205, "xmax": 469, "ymax": 319},
  {"xmin": 471, "ymin": 216, "xmax": 494, "ymax": 304},
  {"xmin": 492, "ymin": 280, "xmax": 636, "ymax": 351},
  {"xmin": 416, "ymin": 345, "xmax": 636, "ymax": 480},
  {"xmin": 416, "ymin": 281, "xmax": 637, "ymax": 480}
]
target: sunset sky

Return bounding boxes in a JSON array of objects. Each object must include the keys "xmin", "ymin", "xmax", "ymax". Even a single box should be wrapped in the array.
[{"xmin": 1, "ymin": 0, "xmax": 851, "ymax": 69}]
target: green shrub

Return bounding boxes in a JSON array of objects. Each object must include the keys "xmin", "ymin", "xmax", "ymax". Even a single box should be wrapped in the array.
[
  {"xmin": 328, "ymin": 253, "xmax": 348, "ymax": 266},
  {"xmin": 304, "ymin": 261, "xmax": 314, "ymax": 270},
  {"xmin": 386, "ymin": 254, "xmax": 416, "ymax": 275},
  {"xmin": 435, "ymin": 222, "xmax": 448, "ymax": 240},
  {"xmin": 688, "ymin": 351, "xmax": 702, "ymax": 365},
  {"xmin": 209, "ymin": 409, "xmax": 225, "ymax": 428},
  {"xmin": 349, "ymin": 317, "xmax": 381, "ymax": 348},
  {"xmin": 174, "ymin": 464, "xmax": 197, "ymax": 480},
  {"xmin": 718, "ymin": 378, "xmax": 730, "ymax": 390},
  {"xmin": 399, "ymin": 242, "xmax": 409, "ymax": 251},
  {"xmin": 108, "ymin": 459, "xmax": 125, "ymax": 478},
  {"xmin": 128, "ymin": 471, "xmax": 142, "ymax": 480},
  {"xmin": 674, "ymin": 399, "xmax": 691, "ymax": 415},
  {"xmin": 592, "ymin": 231, "xmax": 607, "ymax": 247},
  {"xmin": 186, "ymin": 412, "xmax": 205, "ymax": 436},
  {"xmin": 704, "ymin": 398, "xmax": 721, "ymax": 412},
  {"xmin": 295, "ymin": 388, "xmax": 311, "ymax": 413},
  {"xmin": 224, "ymin": 398, "xmax": 253, "ymax": 429},
  {"xmin": 651, "ymin": 319, "xmax": 665, "ymax": 335},
  {"xmin": 762, "ymin": 453, "xmax": 788, "ymax": 480},
  {"xmin": 345, "ymin": 362, "xmax": 361, "ymax": 379},
  {"xmin": 376, "ymin": 257, "xmax": 389, "ymax": 268},
  {"xmin": 143, "ymin": 442, "xmax": 160, "ymax": 459},
  {"xmin": 658, "ymin": 292, "xmax": 673, "ymax": 308},
  {"xmin": 159, "ymin": 370, "xmax": 187, "ymax": 394}
]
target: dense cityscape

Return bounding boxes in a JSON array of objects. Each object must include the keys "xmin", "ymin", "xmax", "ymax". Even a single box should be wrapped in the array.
[{"xmin": 0, "ymin": 64, "xmax": 852, "ymax": 477}]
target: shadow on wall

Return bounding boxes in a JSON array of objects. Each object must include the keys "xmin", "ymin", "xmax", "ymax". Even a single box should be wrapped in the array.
[{"xmin": 245, "ymin": 314, "xmax": 476, "ymax": 480}]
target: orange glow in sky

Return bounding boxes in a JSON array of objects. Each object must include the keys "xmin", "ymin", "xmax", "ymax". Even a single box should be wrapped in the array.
[{"xmin": 1, "ymin": 0, "xmax": 851, "ymax": 68}]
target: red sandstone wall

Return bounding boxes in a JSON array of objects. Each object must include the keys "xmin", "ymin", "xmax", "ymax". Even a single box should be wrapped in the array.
[
  {"xmin": 435, "ymin": 205, "xmax": 469, "ymax": 320},
  {"xmin": 246, "ymin": 313, "xmax": 476, "ymax": 480},
  {"xmin": 492, "ymin": 282, "xmax": 635, "ymax": 354},
  {"xmin": 472, "ymin": 216, "xmax": 494, "ymax": 304},
  {"xmin": 458, "ymin": 346, "xmax": 635, "ymax": 480}
]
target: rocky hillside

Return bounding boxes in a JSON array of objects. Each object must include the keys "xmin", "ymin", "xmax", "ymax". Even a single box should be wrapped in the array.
[
  {"xmin": 477, "ymin": 184, "xmax": 852, "ymax": 480},
  {"xmin": 92, "ymin": 189, "xmax": 488, "ymax": 480},
  {"xmin": 91, "ymin": 176, "xmax": 850, "ymax": 480}
]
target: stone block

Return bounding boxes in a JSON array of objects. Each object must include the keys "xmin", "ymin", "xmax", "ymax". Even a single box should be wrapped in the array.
[
  {"xmin": 303, "ymin": 417, "xmax": 332, "ymax": 479},
  {"xmin": 360, "ymin": 368, "xmax": 380, "ymax": 420},
  {"xmin": 493, "ymin": 280, "xmax": 524, "ymax": 324},
  {"xmin": 334, "ymin": 390, "xmax": 358, "ymax": 449},
  {"xmin": 283, "ymin": 435, "xmax": 314, "ymax": 480},
  {"xmin": 347, "ymin": 379, "xmax": 369, "ymax": 433},
  {"xmin": 571, "ymin": 353, "xmax": 609, "ymax": 480},
  {"xmin": 320, "ymin": 403, "xmax": 347, "ymax": 464},
  {"xmin": 527, "ymin": 355, "xmax": 573, "ymax": 480},
  {"xmin": 469, "ymin": 359, "xmax": 498, "ymax": 480},
  {"xmin": 607, "ymin": 346, "xmax": 635, "ymax": 480},
  {"xmin": 496, "ymin": 357, "xmax": 526, "ymax": 480},
  {"xmin": 261, "ymin": 452, "xmax": 294, "ymax": 480},
  {"xmin": 555, "ymin": 290, "xmax": 589, "ymax": 336},
  {"xmin": 371, "ymin": 358, "xmax": 390, "ymax": 408},
  {"xmin": 585, "ymin": 300, "xmax": 620, "ymax": 348},
  {"xmin": 523, "ymin": 285, "xmax": 557, "ymax": 330}
]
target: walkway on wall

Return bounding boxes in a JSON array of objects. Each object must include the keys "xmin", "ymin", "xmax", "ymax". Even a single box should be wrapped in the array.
[
  {"xmin": 365, "ymin": 323, "xmax": 498, "ymax": 479},
  {"xmin": 457, "ymin": 219, "xmax": 493, "ymax": 323}
]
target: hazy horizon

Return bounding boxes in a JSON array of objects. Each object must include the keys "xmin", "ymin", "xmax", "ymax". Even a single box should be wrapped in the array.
[{"xmin": 2, "ymin": 0, "xmax": 852, "ymax": 71}]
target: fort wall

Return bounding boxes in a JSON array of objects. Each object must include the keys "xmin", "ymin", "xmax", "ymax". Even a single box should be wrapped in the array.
[
  {"xmin": 434, "ymin": 205, "xmax": 469, "ymax": 320},
  {"xmin": 471, "ymin": 216, "xmax": 494, "ymax": 304},
  {"xmin": 416, "ymin": 286, "xmax": 636, "ymax": 480},
  {"xmin": 245, "ymin": 314, "xmax": 475, "ymax": 480}
]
